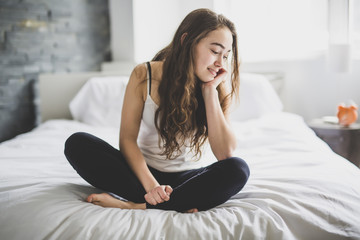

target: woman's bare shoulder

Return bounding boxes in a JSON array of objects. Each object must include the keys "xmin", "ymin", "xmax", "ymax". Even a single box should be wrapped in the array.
[
  {"xmin": 127, "ymin": 63, "xmax": 148, "ymax": 102},
  {"xmin": 130, "ymin": 61, "xmax": 163, "ymax": 81},
  {"xmin": 127, "ymin": 62, "xmax": 163, "ymax": 102},
  {"xmin": 130, "ymin": 63, "xmax": 147, "ymax": 83}
]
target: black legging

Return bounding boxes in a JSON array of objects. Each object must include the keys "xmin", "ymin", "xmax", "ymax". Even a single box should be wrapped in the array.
[{"xmin": 64, "ymin": 132, "xmax": 250, "ymax": 212}]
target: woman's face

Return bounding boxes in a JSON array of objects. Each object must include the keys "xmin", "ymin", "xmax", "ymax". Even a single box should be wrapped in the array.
[{"xmin": 194, "ymin": 27, "xmax": 233, "ymax": 82}]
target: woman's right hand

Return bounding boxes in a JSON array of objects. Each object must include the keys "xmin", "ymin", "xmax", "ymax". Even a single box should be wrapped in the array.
[{"xmin": 144, "ymin": 185, "xmax": 173, "ymax": 205}]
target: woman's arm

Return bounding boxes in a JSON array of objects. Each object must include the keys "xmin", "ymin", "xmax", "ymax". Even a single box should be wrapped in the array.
[
  {"xmin": 201, "ymin": 69, "xmax": 237, "ymax": 160},
  {"xmin": 120, "ymin": 64, "xmax": 172, "ymax": 205}
]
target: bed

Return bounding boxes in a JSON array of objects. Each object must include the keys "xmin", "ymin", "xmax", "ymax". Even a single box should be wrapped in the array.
[{"xmin": 0, "ymin": 70, "xmax": 359, "ymax": 240}]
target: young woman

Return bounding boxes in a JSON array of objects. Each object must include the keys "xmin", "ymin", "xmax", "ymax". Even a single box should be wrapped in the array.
[{"xmin": 64, "ymin": 8, "xmax": 250, "ymax": 213}]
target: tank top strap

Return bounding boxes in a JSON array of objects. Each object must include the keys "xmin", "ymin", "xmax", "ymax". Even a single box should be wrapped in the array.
[{"xmin": 145, "ymin": 61, "xmax": 152, "ymax": 96}]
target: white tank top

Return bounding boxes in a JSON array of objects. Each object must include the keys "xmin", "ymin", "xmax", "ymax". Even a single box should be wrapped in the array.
[{"xmin": 137, "ymin": 62, "xmax": 214, "ymax": 172}]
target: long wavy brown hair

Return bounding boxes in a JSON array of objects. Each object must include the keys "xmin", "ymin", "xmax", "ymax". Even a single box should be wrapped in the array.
[{"xmin": 152, "ymin": 8, "xmax": 240, "ymax": 160}]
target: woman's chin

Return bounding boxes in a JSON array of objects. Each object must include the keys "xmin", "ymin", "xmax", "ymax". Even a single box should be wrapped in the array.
[
  {"xmin": 195, "ymin": 73, "xmax": 216, "ymax": 83},
  {"xmin": 199, "ymin": 76, "xmax": 215, "ymax": 83}
]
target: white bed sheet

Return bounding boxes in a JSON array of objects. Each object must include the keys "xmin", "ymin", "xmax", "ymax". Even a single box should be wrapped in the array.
[{"xmin": 0, "ymin": 112, "xmax": 359, "ymax": 240}]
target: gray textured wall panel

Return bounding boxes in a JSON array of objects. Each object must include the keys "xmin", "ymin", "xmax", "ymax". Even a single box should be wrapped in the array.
[{"xmin": 0, "ymin": 0, "xmax": 110, "ymax": 142}]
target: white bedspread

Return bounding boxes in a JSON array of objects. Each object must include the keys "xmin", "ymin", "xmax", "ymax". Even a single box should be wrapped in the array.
[{"xmin": 1, "ymin": 112, "xmax": 359, "ymax": 240}]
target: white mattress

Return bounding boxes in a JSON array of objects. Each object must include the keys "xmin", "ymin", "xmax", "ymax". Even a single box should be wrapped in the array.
[{"xmin": 0, "ymin": 112, "xmax": 359, "ymax": 240}]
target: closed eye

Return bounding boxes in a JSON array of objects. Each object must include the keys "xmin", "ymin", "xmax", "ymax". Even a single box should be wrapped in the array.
[{"xmin": 212, "ymin": 49, "xmax": 229, "ymax": 60}]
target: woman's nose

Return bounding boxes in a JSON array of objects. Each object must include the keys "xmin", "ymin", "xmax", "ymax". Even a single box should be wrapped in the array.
[{"xmin": 215, "ymin": 56, "xmax": 223, "ymax": 67}]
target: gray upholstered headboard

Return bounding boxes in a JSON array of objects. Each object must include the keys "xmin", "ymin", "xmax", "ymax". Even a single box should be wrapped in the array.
[{"xmin": 38, "ymin": 71, "xmax": 130, "ymax": 122}]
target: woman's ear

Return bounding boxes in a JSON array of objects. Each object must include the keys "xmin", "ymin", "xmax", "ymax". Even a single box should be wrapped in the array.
[{"xmin": 181, "ymin": 33, "xmax": 188, "ymax": 45}]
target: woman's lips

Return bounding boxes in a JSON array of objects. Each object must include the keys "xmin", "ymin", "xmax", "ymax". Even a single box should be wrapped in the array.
[{"xmin": 208, "ymin": 68, "xmax": 217, "ymax": 76}]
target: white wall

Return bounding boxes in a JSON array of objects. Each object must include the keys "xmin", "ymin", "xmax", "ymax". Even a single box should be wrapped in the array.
[
  {"xmin": 109, "ymin": 0, "xmax": 134, "ymax": 62},
  {"xmin": 132, "ymin": 0, "xmax": 180, "ymax": 62}
]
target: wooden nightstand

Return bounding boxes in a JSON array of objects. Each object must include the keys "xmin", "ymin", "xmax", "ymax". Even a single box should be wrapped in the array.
[{"xmin": 308, "ymin": 119, "xmax": 360, "ymax": 168}]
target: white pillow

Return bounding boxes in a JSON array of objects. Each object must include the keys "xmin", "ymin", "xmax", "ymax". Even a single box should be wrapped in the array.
[
  {"xmin": 230, "ymin": 73, "xmax": 283, "ymax": 121},
  {"xmin": 69, "ymin": 76, "xmax": 129, "ymax": 128}
]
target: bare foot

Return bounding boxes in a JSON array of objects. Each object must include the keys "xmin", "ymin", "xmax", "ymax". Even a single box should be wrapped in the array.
[
  {"xmin": 87, "ymin": 193, "xmax": 146, "ymax": 210},
  {"xmin": 184, "ymin": 208, "xmax": 199, "ymax": 213},
  {"xmin": 87, "ymin": 193, "xmax": 198, "ymax": 213}
]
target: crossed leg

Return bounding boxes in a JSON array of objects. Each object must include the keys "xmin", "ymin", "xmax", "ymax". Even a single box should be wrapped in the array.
[{"xmin": 64, "ymin": 132, "xmax": 249, "ymax": 212}]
